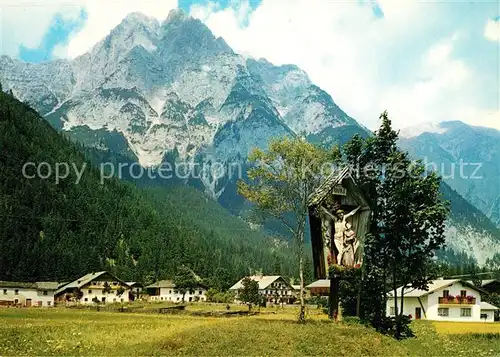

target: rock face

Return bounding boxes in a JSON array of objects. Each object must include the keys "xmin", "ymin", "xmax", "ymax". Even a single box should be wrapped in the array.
[
  {"xmin": 400, "ymin": 121, "xmax": 500, "ymax": 228},
  {"xmin": 1, "ymin": 9, "xmax": 498, "ymax": 265}
]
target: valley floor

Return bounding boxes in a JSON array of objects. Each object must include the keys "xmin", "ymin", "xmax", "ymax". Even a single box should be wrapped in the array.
[{"xmin": 0, "ymin": 305, "xmax": 498, "ymax": 356}]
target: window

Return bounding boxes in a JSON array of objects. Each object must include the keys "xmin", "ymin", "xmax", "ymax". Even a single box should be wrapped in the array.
[
  {"xmin": 88, "ymin": 290, "xmax": 92, "ymax": 294},
  {"xmin": 47, "ymin": 301, "xmax": 51, "ymax": 306},
  {"xmin": 199, "ymin": 291, "xmax": 202, "ymax": 295},
  {"xmin": 43, "ymin": 290, "xmax": 48, "ymax": 296},
  {"xmin": 3, "ymin": 289, "xmax": 6, "ymax": 295},
  {"xmin": 189, "ymin": 297, "xmax": 193, "ymax": 302},
  {"xmin": 460, "ymin": 290, "xmax": 466, "ymax": 298},
  {"xmin": 460, "ymin": 308, "xmax": 471, "ymax": 317},
  {"xmin": 37, "ymin": 301, "xmax": 42, "ymax": 307},
  {"xmin": 101, "ymin": 297, "xmax": 106, "ymax": 303},
  {"xmin": 169, "ymin": 290, "xmax": 172, "ymax": 294},
  {"xmin": 14, "ymin": 289, "xmax": 19, "ymax": 295},
  {"xmin": 121, "ymin": 298, "xmax": 124, "ymax": 303},
  {"xmin": 438, "ymin": 308, "xmax": 449, "ymax": 317},
  {"xmin": 443, "ymin": 290, "xmax": 449, "ymax": 298},
  {"xmin": 390, "ymin": 307, "xmax": 395, "ymax": 316},
  {"xmin": 84, "ymin": 298, "xmax": 88, "ymax": 302},
  {"xmin": 14, "ymin": 299, "xmax": 19, "ymax": 304}
]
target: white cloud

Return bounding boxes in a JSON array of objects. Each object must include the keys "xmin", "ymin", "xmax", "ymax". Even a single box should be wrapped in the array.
[
  {"xmin": 190, "ymin": 0, "xmax": 498, "ymax": 131},
  {"xmin": 65, "ymin": 0, "xmax": 177, "ymax": 58},
  {"xmin": 484, "ymin": 18, "xmax": 500, "ymax": 42},
  {"xmin": 0, "ymin": 0, "xmax": 176, "ymax": 59},
  {"xmin": 0, "ymin": 0, "xmax": 82, "ymax": 57}
]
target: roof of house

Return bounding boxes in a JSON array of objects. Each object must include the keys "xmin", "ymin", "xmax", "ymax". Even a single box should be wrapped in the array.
[
  {"xmin": 146, "ymin": 280, "xmax": 175, "ymax": 288},
  {"xmin": 0, "ymin": 281, "xmax": 59, "ymax": 290},
  {"xmin": 229, "ymin": 276, "xmax": 289, "ymax": 290},
  {"xmin": 387, "ymin": 279, "xmax": 485, "ymax": 298},
  {"xmin": 126, "ymin": 282, "xmax": 143, "ymax": 287},
  {"xmin": 292, "ymin": 285, "xmax": 300, "ymax": 290},
  {"xmin": 306, "ymin": 279, "xmax": 331, "ymax": 289},
  {"xmin": 308, "ymin": 167, "xmax": 349, "ymax": 207},
  {"xmin": 55, "ymin": 271, "xmax": 128, "ymax": 295},
  {"xmin": 480, "ymin": 301, "xmax": 499, "ymax": 310}
]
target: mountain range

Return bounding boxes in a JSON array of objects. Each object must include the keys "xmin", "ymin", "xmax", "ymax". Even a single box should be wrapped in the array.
[{"xmin": 0, "ymin": 9, "xmax": 498, "ymax": 265}]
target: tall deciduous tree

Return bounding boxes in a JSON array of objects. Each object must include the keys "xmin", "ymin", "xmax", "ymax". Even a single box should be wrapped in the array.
[
  {"xmin": 173, "ymin": 266, "xmax": 198, "ymax": 304},
  {"xmin": 238, "ymin": 137, "xmax": 340, "ymax": 322},
  {"xmin": 343, "ymin": 112, "xmax": 449, "ymax": 338}
]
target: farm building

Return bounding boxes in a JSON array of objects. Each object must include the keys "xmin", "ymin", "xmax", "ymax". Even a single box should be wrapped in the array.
[
  {"xmin": 146, "ymin": 280, "xmax": 207, "ymax": 302},
  {"xmin": 306, "ymin": 279, "xmax": 330, "ymax": 297},
  {"xmin": 467, "ymin": 279, "xmax": 500, "ymax": 295},
  {"xmin": 0, "ymin": 281, "xmax": 59, "ymax": 307},
  {"xmin": 55, "ymin": 271, "xmax": 130, "ymax": 305},
  {"xmin": 229, "ymin": 275, "xmax": 296, "ymax": 304},
  {"xmin": 387, "ymin": 279, "xmax": 499, "ymax": 322}
]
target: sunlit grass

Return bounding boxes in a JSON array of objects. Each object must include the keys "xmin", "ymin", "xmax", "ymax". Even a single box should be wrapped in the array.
[
  {"xmin": 433, "ymin": 321, "xmax": 500, "ymax": 335},
  {"xmin": 0, "ymin": 307, "xmax": 499, "ymax": 356}
]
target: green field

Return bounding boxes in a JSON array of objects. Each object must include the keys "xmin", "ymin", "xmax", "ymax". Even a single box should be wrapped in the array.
[{"xmin": 0, "ymin": 305, "xmax": 499, "ymax": 356}]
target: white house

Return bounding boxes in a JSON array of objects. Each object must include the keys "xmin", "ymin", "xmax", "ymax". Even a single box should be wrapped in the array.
[
  {"xmin": 146, "ymin": 280, "xmax": 207, "ymax": 302},
  {"xmin": 55, "ymin": 271, "xmax": 130, "ymax": 305},
  {"xmin": 387, "ymin": 279, "xmax": 498, "ymax": 322},
  {"xmin": 229, "ymin": 275, "xmax": 296, "ymax": 304},
  {"xmin": 0, "ymin": 281, "xmax": 59, "ymax": 307}
]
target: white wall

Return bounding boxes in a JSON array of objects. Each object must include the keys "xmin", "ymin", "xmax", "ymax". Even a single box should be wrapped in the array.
[
  {"xmin": 79, "ymin": 285, "xmax": 130, "ymax": 305},
  {"xmin": 0, "ymin": 287, "xmax": 55, "ymax": 307},
  {"xmin": 386, "ymin": 297, "xmax": 425, "ymax": 319},
  {"xmin": 150, "ymin": 287, "xmax": 207, "ymax": 302},
  {"xmin": 480, "ymin": 309, "xmax": 496, "ymax": 323}
]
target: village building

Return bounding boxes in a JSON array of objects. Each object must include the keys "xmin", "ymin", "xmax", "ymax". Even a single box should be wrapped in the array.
[
  {"xmin": 55, "ymin": 271, "xmax": 130, "ymax": 305},
  {"xmin": 467, "ymin": 279, "xmax": 500, "ymax": 295},
  {"xmin": 229, "ymin": 275, "xmax": 296, "ymax": 304},
  {"xmin": 146, "ymin": 280, "xmax": 207, "ymax": 302},
  {"xmin": 0, "ymin": 281, "xmax": 59, "ymax": 307},
  {"xmin": 305, "ymin": 279, "xmax": 330, "ymax": 297},
  {"xmin": 127, "ymin": 282, "xmax": 144, "ymax": 295},
  {"xmin": 387, "ymin": 279, "xmax": 499, "ymax": 323}
]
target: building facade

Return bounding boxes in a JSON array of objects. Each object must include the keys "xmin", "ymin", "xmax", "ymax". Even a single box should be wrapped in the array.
[
  {"xmin": 55, "ymin": 271, "xmax": 130, "ymax": 305},
  {"xmin": 0, "ymin": 281, "xmax": 59, "ymax": 307},
  {"xmin": 146, "ymin": 280, "xmax": 207, "ymax": 302},
  {"xmin": 387, "ymin": 279, "xmax": 498, "ymax": 322},
  {"xmin": 229, "ymin": 275, "xmax": 296, "ymax": 304}
]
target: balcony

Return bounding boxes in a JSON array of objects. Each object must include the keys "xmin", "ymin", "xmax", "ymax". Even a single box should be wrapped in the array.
[{"xmin": 438, "ymin": 297, "xmax": 476, "ymax": 305}]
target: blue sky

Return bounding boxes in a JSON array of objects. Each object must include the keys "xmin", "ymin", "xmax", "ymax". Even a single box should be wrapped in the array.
[{"xmin": 1, "ymin": 0, "xmax": 498, "ymax": 130}]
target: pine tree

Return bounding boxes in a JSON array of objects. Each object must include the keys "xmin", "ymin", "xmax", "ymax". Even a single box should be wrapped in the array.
[{"xmin": 343, "ymin": 112, "xmax": 449, "ymax": 338}]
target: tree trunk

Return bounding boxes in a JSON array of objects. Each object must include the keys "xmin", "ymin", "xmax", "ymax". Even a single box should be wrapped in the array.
[
  {"xmin": 298, "ymin": 250, "xmax": 306, "ymax": 323},
  {"xmin": 328, "ymin": 216, "xmax": 338, "ymax": 320},
  {"xmin": 393, "ymin": 278, "xmax": 400, "ymax": 339}
]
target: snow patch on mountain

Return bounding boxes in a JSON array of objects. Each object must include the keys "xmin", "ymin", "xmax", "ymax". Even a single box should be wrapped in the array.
[{"xmin": 399, "ymin": 121, "xmax": 449, "ymax": 139}]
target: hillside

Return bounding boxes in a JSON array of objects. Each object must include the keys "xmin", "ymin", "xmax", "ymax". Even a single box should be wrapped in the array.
[{"xmin": 0, "ymin": 91, "xmax": 296, "ymax": 283}]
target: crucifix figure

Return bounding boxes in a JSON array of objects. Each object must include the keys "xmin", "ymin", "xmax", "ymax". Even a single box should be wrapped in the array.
[{"xmin": 321, "ymin": 205, "xmax": 361, "ymax": 268}]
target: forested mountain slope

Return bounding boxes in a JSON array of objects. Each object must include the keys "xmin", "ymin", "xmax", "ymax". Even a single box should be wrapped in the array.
[{"xmin": 0, "ymin": 91, "xmax": 295, "ymax": 283}]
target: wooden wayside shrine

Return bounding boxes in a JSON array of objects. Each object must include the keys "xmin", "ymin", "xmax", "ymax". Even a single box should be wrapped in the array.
[{"xmin": 308, "ymin": 166, "xmax": 372, "ymax": 319}]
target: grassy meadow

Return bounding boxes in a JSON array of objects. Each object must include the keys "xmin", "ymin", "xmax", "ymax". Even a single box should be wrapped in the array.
[{"xmin": 0, "ymin": 304, "xmax": 499, "ymax": 356}]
